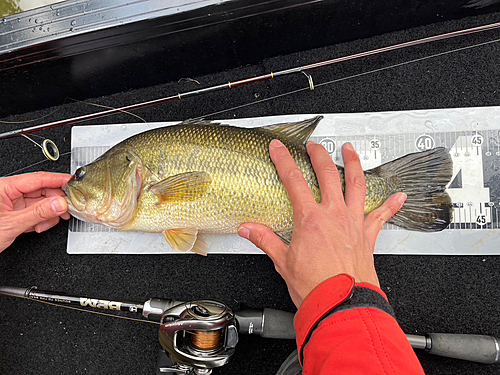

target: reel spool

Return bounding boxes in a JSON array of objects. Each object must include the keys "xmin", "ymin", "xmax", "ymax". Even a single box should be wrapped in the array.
[{"xmin": 158, "ymin": 300, "xmax": 238, "ymax": 374}]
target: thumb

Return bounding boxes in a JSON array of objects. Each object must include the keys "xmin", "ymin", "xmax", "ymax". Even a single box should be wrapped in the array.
[
  {"xmin": 15, "ymin": 196, "xmax": 68, "ymax": 234},
  {"xmin": 238, "ymin": 223, "xmax": 288, "ymax": 265},
  {"xmin": 364, "ymin": 192, "xmax": 406, "ymax": 247}
]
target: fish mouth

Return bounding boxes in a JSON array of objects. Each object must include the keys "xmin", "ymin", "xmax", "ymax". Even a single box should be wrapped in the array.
[
  {"xmin": 62, "ymin": 183, "xmax": 107, "ymax": 224},
  {"xmin": 61, "ymin": 184, "xmax": 69, "ymax": 196},
  {"xmin": 61, "ymin": 169, "xmax": 142, "ymax": 229},
  {"xmin": 62, "ymin": 183, "xmax": 88, "ymax": 213}
]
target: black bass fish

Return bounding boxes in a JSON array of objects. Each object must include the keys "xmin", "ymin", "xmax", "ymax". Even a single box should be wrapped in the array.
[{"xmin": 62, "ymin": 116, "xmax": 453, "ymax": 255}]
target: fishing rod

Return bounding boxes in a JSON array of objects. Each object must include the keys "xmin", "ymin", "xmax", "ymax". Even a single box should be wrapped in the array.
[
  {"xmin": 0, "ymin": 286, "xmax": 294, "ymax": 375},
  {"xmin": 1, "ymin": 286, "xmax": 499, "ymax": 375},
  {"xmin": 1, "ymin": 20, "xmax": 500, "ymax": 143}
]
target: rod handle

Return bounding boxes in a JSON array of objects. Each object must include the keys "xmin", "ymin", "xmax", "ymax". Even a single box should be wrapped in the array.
[
  {"xmin": 0, "ymin": 286, "xmax": 30, "ymax": 298},
  {"xmin": 427, "ymin": 333, "xmax": 500, "ymax": 364},
  {"xmin": 261, "ymin": 308, "xmax": 295, "ymax": 339},
  {"xmin": 235, "ymin": 308, "xmax": 296, "ymax": 339}
]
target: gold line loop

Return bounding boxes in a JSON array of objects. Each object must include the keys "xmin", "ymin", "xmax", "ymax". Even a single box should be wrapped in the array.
[
  {"xmin": 21, "ymin": 134, "xmax": 60, "ymax": 161},
  {"xmin": 302, "ymin": 71, "xmax": 314, "ymax": 90}
]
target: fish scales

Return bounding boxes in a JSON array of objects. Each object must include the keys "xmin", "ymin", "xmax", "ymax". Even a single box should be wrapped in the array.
[
  {"xmin": 63, "ymin": 116, "xmax": 453, "ymax": 255},
  {"xmin": 106, "ymin": 121, "xmax": 319, "ymax": 234}
]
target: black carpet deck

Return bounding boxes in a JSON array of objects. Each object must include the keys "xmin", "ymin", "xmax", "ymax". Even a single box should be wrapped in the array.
[{"xmin": 1, "ymin": 11, "xmax": 500, "ymax": 375}]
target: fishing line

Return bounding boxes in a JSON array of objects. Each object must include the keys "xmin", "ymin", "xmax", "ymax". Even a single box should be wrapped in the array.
[
  {"xmin": 3, "ymin": 30, "xmax": 500, "ymax": 177},
  {"xmin": 4, "ymin": 36, "xmax": 500, "ymax": 178},
  {"xmin": 2, "ymin": 20, "xmax": 500, "ymax": 142},
  {"xmin": 1, "ymin": 98, "xmax": 147, "ymax": 172},
  {"xmin": 0, "ymin": 107, "xmax": 61, "ymax": 124},
  {"xmin": 198, "ymin": 36, "xmax": 500, "ymax": 120},
  {"xmin": 1, "ymin": 98, "xmax": 80, "ymax": 162},
  {"xmin": 13, "ymin": 294, "xmax": 160, "ymax": 325},
  {"xmin": 2, "ymin": 151, "xmax": 72, "ymax": 177},
  {"xmin": 20, "ymin": 134, "xmax": 60, "ymax": 161},
  {"xmin": 66, "ymin": 97, "xmax": 148, "ymax": 124}
]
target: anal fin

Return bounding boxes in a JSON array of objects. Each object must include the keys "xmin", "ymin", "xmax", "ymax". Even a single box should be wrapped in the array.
[{"xmin": 162, "ymin": 228, "xmax": 208, "ymax": 256}]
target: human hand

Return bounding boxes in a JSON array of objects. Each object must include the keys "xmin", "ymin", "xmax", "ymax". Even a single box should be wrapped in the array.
[
  {"xmin": 238, "ymin": 140, "xmax": 406, "ymax": 307},
  {"xmin": 0, "ymin": 172, "xmax": 72, "ymax": 253}
]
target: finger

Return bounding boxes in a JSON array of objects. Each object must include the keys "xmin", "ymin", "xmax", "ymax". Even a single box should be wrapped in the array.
[
  {"xmin": 23, "ymin": 187, "xmax": 68, "ymax": 199},
  {"xmin": 5, "ymin": 172, "xmax": 72, "ymax": 198},
  {"xmin": 365, "ymin": 192, "xmax": 407, "ymax": 247},
  {"xmin": 342, "ymin": 143, "xmax": 367, "ymax": 223},
  {"xmin": 269, "ymin": 140, "xmax": 316, "ymax": 206},
  {"xmin": 11, "ymin": 196, "xmax": 68, "ymax": 235},
  {"xmin": 238, "ymin": 223, "xmax": 288, "ymax": 266},
  {"xmin": 306, "ymin": 141, "xmax": 342, "ymax": 206},
  {"xmin": 15, "ymin": 194, "xmax": 67, "ymax": 211},
  {"xmin": 19, "ymin": 188, "xmax": 68, "ymax": 209},
  {"xmin": 34, "ymin": 217, "xmax": 61, "ymax": 234}
]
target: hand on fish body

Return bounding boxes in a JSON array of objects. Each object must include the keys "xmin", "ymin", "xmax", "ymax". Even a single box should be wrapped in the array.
[
  {"xmin": 62, "ymin": 116, "xmax": 453, "ymax": 256},
  {"xmin": 239, "ymin": 140, "xmax": 407, "ymax": 306}
]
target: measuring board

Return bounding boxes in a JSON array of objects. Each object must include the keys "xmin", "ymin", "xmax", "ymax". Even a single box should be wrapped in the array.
[{"xmin": 67, "ymin": 106, "xmax": 500, "ymax": 255}]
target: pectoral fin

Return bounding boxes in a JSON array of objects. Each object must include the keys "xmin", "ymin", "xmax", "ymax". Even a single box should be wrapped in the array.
[
  {"xmin": 150, "ymin": 171, "xmax": 211, "ymax": 205},
  {"xmin": 162, "ymin": 228, "xmax": 208, "ymax": 256}
]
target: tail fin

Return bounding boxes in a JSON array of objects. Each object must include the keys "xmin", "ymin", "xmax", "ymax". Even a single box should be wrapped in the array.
[{"xmin": 371, "ymin": 147, "xmax": 453, "ymax": 232}]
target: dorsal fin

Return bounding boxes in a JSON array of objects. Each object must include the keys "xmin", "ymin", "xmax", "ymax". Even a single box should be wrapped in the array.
[
  {"xmin": 180, "ymin": 116, "xmax": 323, "ymax": 144},
  {"xmin": 261, "ymin": 116, "xmax": 323, "ymax": 144},
  {"xmin": 180, "ymin": 119, "xmax": 220, "ymax": 127}
]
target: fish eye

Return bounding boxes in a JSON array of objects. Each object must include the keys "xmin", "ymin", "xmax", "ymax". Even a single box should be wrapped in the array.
[{"xmin": 75, "ymin": 167, "xmax": 86, "ymax": 181}]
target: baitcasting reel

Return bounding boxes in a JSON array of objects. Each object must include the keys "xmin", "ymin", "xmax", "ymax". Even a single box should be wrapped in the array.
[
  {"xmin": 2, "ymin": 286, "xmax": 497, "ymax": 375},
  {"xmin": 157, "ymin": 300, "xmax": 238, "ymax": 374},
  {"xmin": 0, "ymin": 287, "xmax": 295, "ymax": 374},
  {"xmin": 143, "ymin": 295, "xmax": 296, "ymax": 374}
]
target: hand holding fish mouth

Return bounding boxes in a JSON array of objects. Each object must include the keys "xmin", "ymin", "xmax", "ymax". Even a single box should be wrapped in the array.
[
  {"xmin": 238, "ymin": 140, "xmax": 407, "ymax": 307},
  {"xmin": 0, "ymin": 172, "xmax": 72, "ymax": 253}
]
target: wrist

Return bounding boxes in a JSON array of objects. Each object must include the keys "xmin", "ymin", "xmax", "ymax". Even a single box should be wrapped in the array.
[{"xmin": 294, "ymin": 274, "xmax": 394, "ymax": 365}]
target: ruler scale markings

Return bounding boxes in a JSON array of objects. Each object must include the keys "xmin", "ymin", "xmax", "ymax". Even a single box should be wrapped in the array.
[
  {"xmin": 465, "ymin": 130, "xmax": 469, "ymax": 155},
  {"xmin": 469, "ymin": 205, "xmax": 472, "ymax": 230},
  {"xmin": 68, "ymin": 126, "xmax": 499, "ymax": 234},
  {"xmin": 476, "ymin": 130, "xmax": 480, "ymax": 157},
  {"xmin": 60, "ymin": 113, "xmax": 500, "ymax": 255},
  {"xmin": 496, "ymin": 205, "xmax": 499, "ymax": 230},
  {"xmin": 486, "ymin": 129, "xmax": 490, "ymax": 155},
  {"xmin": 497, "ymin": 129, "xmax": 500, "ymax": 156}
]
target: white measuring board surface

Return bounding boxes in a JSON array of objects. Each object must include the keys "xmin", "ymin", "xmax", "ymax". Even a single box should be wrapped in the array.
[{"xmin": 67, "ymin": 106, "xmax": 500, "ymax": 255}]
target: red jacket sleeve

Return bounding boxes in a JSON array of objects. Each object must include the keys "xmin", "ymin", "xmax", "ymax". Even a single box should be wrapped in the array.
[{"xmin": 294, "ymin": 274, "xmax": 425, "ymax": 375}]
